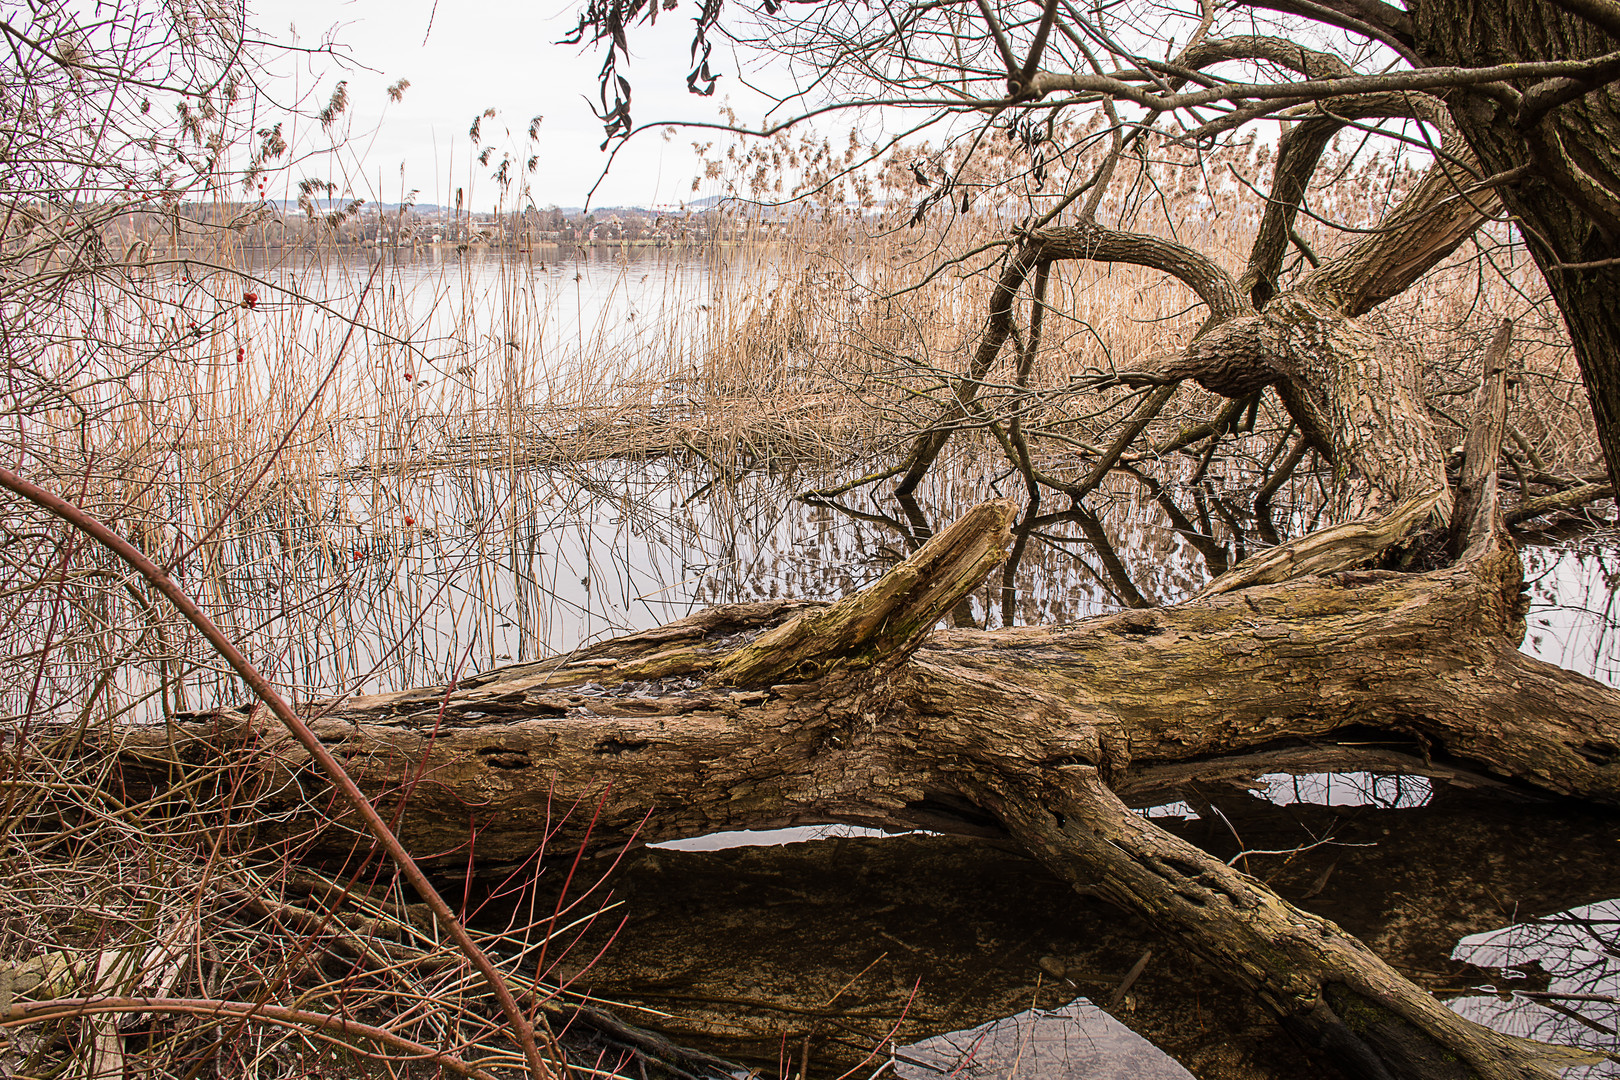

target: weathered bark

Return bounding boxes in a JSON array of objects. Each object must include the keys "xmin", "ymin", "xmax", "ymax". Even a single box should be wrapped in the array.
[
  {"xmin": 1452, "ymin": 320, "xmax": 1514, "ymax": 554},
  {"xmin": 1178, "ymin": 292, "xmax": 1453, "ymax": 519},
  {"xmin": 110, "ymin": 496, "xmax": 1620, "ymax": 1080},
  {"xmin": 1507, "ymin": 479, "xmax": 1615, "ymax": 523},
  {"xmin": 1145, "ymin": 112, "xmax": 1497, "ymax": 520},
  {"xmin": 1195, "ymin": 489, "xmax": 1443, "ymax": 597},
  {"xmin": 715, "ymin": 499, "xmax": 1013, "ymax": 685},
  {"xmin": 982, "ymin": 768, "xmax": 1594, "ymax": 1080},
  {"xmin": 1409, "ymin": 0, "xmax": 1620, "ymax": 493}
]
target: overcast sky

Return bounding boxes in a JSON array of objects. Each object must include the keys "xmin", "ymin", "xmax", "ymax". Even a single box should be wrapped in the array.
[{"xmin": 256, "ymin": 0, "xmax": 774, "ymax": 210}]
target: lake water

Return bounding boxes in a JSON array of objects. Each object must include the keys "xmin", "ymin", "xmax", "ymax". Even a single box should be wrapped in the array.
[
  {"xmin": 167, "ymin": 445, "xmax": 1618, "ymax": 715},
  {"xmin": 253, "ymin": 245, "xmax": 722, "ymax": 385}
]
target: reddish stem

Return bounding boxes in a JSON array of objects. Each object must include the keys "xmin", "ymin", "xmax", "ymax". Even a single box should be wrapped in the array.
[
  {"xmin": 1, "ymin": 996, "xmax": 502, "ymax": 1080},
  {"xmin": 0, "ymin": 465, "xmax": 553, "ymax": 1080}
]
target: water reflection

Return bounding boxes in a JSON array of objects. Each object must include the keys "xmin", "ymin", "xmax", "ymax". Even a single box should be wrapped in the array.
[
  {"xmin": 1137, "ymin": 771, "xmax": 1435, "ymax": 823},
  {"xmin": 895, "ymin": 999, "xmax": 1195, "ymax": 1079},
  {"xmin": 651, "ymin": 824, "xmax": 913, "ymax": 852},
  {"xmin": 1138, "ymin": 801, "xmax": 1199, "ymax": 820},
  {"xmin": 153, "ymin": 455, "xmax": 1260, "ymax": 712},
  {"xmin": 108, "ymin": 451, "xmax": 1620, "ymax": 720},
  {"xmin": 1253, "ymin": 772, "xmax": 1434, "ymax": 810},
  {"xmin": 505, "ymin": 773, "xmax": 1620, "ymax": 1080},
  {"xmin": 1522, "ymin": 533, "xmax": 1620, "ymax": 687},
  {"xmin": 1450, "ymin": 899, "xmax": 1620, "ymax": 1077}
]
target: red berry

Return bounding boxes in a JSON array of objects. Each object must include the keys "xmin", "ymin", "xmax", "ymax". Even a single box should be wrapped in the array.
[
  {"xmin": 403, "ymin": 372, "xmax": 413, "ymax": 382},
  {"xmin": 236, "ymin": 346, "xmax": 244, "ymax": 363},
  {"xmin": 242, "ymin": 291, "xmax": 258, "ymax": 309},
  {"xmin": 352, "ymin": 550, "xmax": 363, "ymax": 560},
  {"xmin": 403, "ymin": 515, "xmax": 415, "ymax": 526}
]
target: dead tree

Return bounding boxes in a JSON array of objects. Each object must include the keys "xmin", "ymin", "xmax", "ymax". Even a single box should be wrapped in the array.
[{"xmin": 112, "ymin": 412, "xmax": 1620, "ymax": 1079}]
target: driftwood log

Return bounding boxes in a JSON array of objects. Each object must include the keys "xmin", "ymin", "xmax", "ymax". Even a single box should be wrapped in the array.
[{"xmin": 109, "ymin": 465, "xmax": 1620, "ymax": 1080}]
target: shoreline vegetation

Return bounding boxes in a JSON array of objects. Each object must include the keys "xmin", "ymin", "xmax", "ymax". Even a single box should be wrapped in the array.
[
  {"xmin": 29, "ymin": 198, "xmax": 763, "ymax": 257},
  {"xmin": 11, "ymin": 149, "xmax": 1607, "ymax": 471}
]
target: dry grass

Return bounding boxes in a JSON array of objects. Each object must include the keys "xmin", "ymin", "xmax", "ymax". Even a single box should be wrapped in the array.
[{"xmin": 0, "ymin": 724, "xmax": 645, "ymax": 1080}]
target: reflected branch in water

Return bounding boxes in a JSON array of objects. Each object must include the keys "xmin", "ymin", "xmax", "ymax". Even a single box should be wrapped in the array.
[
  {"xmin": 1070, "ymin": 507, "xmax": 1152, "ymax": 610},
  {"xmin": 1189, "ymin": 486, "xmax": 1229, "ymax": 577},
  {"xmin": 1254, "ymin": 432, "xmax": 1309, "ymax": 546},
  {"xmin": 1001, "ymin": 507, "xmax": 1038, "ymax": 628},
  {"xmin": 893, "ymin": 491, "xmax": 935, "ymax": 549},
  {"xmin": 1116, "ymin": 463, "xmax": 1232, "ymax": 580},
  {"xmin": 799, "ymin": 491, "xmax": 922, "ymax": 552}
]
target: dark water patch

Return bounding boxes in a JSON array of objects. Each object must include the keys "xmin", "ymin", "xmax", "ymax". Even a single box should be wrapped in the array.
[
  {"xmin": 504, "ymin": 833, "xmax": 1306, "ymax": 1080},
  {"xmin": 1150, "ymin": 773, "xmax": 1620, "ymax": 1010},
  {"xmin": 477, "ymin": 775, "xmax": 1620, "ymax": 1080}
]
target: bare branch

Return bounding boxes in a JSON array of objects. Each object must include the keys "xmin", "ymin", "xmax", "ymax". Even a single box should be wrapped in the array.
[
  {"xmin": 1024, "ymin": 54, "xmax": 1620, "ymax": 110},
  {"xmin": 1029, "ymin": 224, "xmax": 1247, "ymax": 319},
  {"xmin": 1234, "ymin": 0, "xmax": 1418, "ymax": 58},
  {"xmin": 975, "ymin": 0, "xmax": 1020, "ymax": 77},
  {"xmin": 1239, "ymin": 92, "xmax": 1450, "ymax": 308}
]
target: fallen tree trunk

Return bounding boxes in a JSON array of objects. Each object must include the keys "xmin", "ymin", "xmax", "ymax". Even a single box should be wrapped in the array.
[
  {"xmin": 985, "ymin": 767, "xmax": 1588, "ymax": 1080},
  {"xmin": 106, "ymin": 492, "xmax": 1620, "ymax": 1080}
]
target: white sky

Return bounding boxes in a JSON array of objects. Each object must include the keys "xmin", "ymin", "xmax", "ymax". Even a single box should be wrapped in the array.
[{"xmin": 255, "ymin": 0, "xmax": 776, "ymax": 210}]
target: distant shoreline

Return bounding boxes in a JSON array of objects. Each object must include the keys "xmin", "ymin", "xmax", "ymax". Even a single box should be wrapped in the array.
[{"xmin": 141, "ymin": 237, "xmax": 761, "ymax": 257}]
